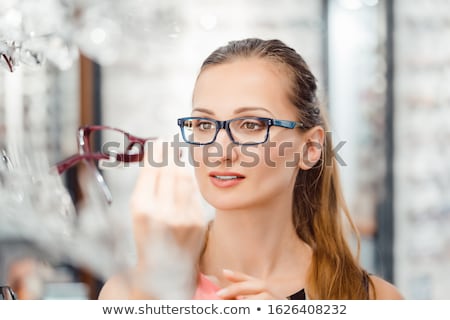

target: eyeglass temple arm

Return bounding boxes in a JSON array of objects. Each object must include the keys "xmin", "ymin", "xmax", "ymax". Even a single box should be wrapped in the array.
[
  {"xmin": 85, "ymin": 159, "xmax": 113, "ymax": 205},
  {"xmin": 78, "ymin": 129, "xmax": 113, "ymax": 205},
  {"xmin": 272, "ymin": 119, "xmax": 308, "ymax": 129},
  {"xmin": 54, "ymin": 153, "xmax": 109, "ymax": 174},
  {"xmin": 1, "ymin": 53, "xmax": 14, "ymax": 72}
]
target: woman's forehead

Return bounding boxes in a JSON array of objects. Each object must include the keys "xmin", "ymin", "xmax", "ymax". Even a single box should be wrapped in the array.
[{"xmin": 192, "ymin": 58, "xmax": 293, "ymax": 113}]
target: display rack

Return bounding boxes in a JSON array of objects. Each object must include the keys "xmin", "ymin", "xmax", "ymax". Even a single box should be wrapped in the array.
[{"xmin": 394, "ymin": 0, "xmax": 450, "ymax": 299}]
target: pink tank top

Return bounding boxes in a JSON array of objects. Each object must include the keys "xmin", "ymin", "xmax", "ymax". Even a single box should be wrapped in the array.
[{"xmin": 193, "ymin": 273, "xmax": 222, "ymax": 299}]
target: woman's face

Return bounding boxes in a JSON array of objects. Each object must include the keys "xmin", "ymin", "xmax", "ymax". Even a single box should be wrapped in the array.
[{"xmin": 191, "ymin": 58, "xmax": 307, "ymax": 211}]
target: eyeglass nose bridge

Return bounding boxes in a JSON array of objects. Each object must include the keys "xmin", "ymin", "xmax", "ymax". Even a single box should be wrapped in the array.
[{"xmin": 214, "ymin": 120, "xmax": 237, "ymax": 144}]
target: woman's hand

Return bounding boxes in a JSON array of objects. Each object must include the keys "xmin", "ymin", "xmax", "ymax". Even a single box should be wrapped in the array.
[
  {"xmin": 129, "ymin": 139, "xmax": 207, "ymax": 299},
  {"xmin": 216, "ymin": 269, "xmax": 285, "ymax": 300}
]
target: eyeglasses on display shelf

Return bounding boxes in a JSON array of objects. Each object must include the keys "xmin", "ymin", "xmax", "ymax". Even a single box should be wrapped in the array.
[
  {"xmin": 1, "ymin": 146, "xmax": 76, "ymax": 300},
  {"xmin": 1, "ymin": 53, "xmax": 14, "ymax": 72},
  {"xmin": 0, "ymin": 286, "xmax": 17, "ymax": 300},
  {"xmin": 1, "ymin": 125, "xmax": 156, "ymax": 299}
]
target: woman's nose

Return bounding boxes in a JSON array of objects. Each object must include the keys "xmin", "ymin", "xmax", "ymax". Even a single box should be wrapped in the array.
[{"xmin": 206, "ymin": 128, "xmax": 238, "ymax": 164}]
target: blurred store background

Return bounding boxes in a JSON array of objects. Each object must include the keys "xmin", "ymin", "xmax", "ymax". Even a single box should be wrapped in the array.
[{"xmin": 1, "ymin": 0, "xmax": 449, "ymax": 299}]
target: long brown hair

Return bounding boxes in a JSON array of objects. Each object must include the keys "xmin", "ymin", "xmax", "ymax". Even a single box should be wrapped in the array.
[{"xmin": 198, "ymin": 38, "xmax": 370, "ymax": 299}]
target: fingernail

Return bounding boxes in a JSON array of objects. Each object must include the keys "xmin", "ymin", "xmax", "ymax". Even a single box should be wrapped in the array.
[
  {"xmin": 223, "ymin": 269, "xmax": 234, "ymax": 276},
  {"xmin": 216, "ymin": 288, "xmax": 227, "ymax": 297}
]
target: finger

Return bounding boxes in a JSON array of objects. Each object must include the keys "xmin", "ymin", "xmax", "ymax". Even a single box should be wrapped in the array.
[
  {"xmin": 149, "ymin": 139, "xmax": 169, "ymax": 200},
  {"xmin": 156, "ymin": 140, "xmax": 196, "ymax": 220},
  {"xmin": 156, "ymin": 141, "xmax": 177, "ymax": 216},
  {"xmin": 163, "ymin": 140, "xmax": 204, "ymax": 222},
  {"xmin": 216, "ymin": 279, "xmax": 265, "ymax": 299},
  {"xmin": 131, "ymin": 140, "xmax": 166, "ymax": 262},
  {"xmin": 236, "ymin": 292, "xmax": 278, "ymax": 300},
  {"xmin": 174, "ymin": 172, "xmax": 196, "ymax": 209},
  {"xmin": 222, "ymin": 269, "xmax": 254, "ymax": 282},
  {"xmin": 216, "ymin": 283, "xmax": 264, "ymax": 299},
  {"xmin": 175, "ymin": 169, "xmax": 206, "ymax": 222},
  {"xmin": 130, "ymin": 139, "xmax": 164, "ymax": 215}
]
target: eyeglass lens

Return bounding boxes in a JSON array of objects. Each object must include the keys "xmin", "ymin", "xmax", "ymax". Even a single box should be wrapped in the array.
[{"xmin": 86, "ymin": 128, "xmax": 141, "ymax": 157}]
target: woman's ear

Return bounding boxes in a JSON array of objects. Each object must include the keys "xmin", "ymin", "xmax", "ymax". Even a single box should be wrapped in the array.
[{"xmin": 299, "ymin": 126, "xmax": 325, "ymax": 170}]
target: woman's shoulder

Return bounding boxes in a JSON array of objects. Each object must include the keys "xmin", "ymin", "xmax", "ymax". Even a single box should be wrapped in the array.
[{"xmin": 368, "ymin": 274, "xmax": 404, "ymax": 300}]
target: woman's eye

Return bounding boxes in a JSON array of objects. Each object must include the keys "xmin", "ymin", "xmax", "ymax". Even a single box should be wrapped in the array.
[
  {"xmin": 241, "ymin": 121, "xmax": 264, "ymax": 130},
  {"xmin": 197, "ymin": 121, "xmax": 214, "ymax": 130}
]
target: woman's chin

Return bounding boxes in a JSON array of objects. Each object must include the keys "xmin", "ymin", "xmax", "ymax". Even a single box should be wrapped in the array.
[{"xmin": 204, "ymin": 197, "xmax": 244, "ymax": 211}]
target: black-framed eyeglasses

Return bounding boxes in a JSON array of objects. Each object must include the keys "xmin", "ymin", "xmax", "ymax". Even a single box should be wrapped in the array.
[
  {"xmin": 177, "ymin": 116, "xmax": 309, "ymax": 146},
  {"xmin": 54, "ymin": 125, "xmax": 156, "ymax": 204}
]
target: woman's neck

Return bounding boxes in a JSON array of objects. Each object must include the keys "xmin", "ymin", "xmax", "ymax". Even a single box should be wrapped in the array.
[{"xmin": 199, "ymin": 202, "xmax": 312, "ymax": 288}]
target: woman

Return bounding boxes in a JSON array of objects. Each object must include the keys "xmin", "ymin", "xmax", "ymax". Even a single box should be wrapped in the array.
[{"xmin": 99, "ymin": 38, "xmax": 402, "ymax": 300}]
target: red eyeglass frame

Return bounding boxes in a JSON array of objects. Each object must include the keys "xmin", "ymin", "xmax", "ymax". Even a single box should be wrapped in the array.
[{"xmin": 54, "ymin": 125, "xmax": 156, "ymax": 204}]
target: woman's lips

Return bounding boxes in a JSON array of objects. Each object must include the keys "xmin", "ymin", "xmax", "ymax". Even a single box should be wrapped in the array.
[{"xmin": 209, "ymin": 172, "xmax": 245, "ymax": 188}]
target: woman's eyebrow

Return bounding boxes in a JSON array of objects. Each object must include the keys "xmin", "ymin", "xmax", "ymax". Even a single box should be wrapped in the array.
[
  {"xmin": 192, "ymin": 106, "xmax": 275, "ymax": 116},
  {"xmin": 234, "ymin": 106, "xmax": 275, "ymax": 116},
  {"xmin": 192, "ymin": 107, "xmax": 215, "ymax": 115}
]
